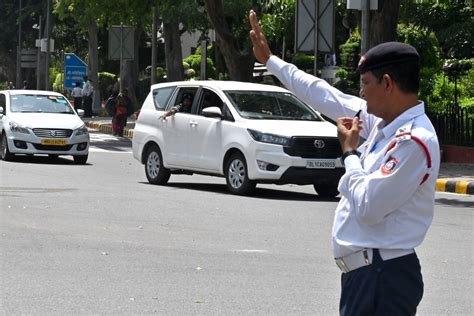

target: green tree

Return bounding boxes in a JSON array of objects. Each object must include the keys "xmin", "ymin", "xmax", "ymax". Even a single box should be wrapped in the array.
[
  {"xmin": 55, "ymin": 0, "xmax": 105, "ymax": 107},
  {"xmin": 397, "ymin": 23, "xmax": 442, "ymax": 108},
  {"xmin": 400, "ymin": 0, "xmax": 473, "ymax": 59}
]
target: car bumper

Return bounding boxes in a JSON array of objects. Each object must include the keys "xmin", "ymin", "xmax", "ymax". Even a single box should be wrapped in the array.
[
  {"xmin": 246, "ymin": 142, "xmax": 344, "ymax": 184},
  {"xmin": 6, "ymin": 132, "xmax": 89, "ymax": 156}
]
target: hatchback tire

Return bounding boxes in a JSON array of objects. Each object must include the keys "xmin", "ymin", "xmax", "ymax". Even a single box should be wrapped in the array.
[
  {"xmin": 0, "ymin": 133, "xmax": 14, "ymax": 161},
  {"xmin": 313, "ymin": 184, "xmax": 339, "ymax": 198},
  {"xmin": 225, "ymin": 152, "xmax": 256, "ymax": 195},
  {"xmin": 73, "ymin": 154, "xmax": 88, "ymax": 165},
  {"xmin": 145, "ymin": 144, "xmax": 170, "ymax": 185}
]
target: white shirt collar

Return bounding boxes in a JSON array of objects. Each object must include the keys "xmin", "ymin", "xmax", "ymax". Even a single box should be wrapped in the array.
[{"xmin": 381, "ymin": 101, "xmax": 425, "ymax": 138}]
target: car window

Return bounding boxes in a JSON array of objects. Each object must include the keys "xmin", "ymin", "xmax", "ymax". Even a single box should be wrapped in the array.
[
  {"xmin": 10, "ymin": 94, "xmax": 75, "ymax": 114},
  {"xmin": 198, "ymin": 89, "xmax": 223, "ymax": 115},
  {"xmin": 152, "ymin": 87, "xmax": 175, "ymax": 110},
  {"xmin": 224, "ymin": 90, "xmax": 322, "ymax": 121},
  {"xmin": 168, "ymin": 88, "xmax": 198, "ymax": 113}
]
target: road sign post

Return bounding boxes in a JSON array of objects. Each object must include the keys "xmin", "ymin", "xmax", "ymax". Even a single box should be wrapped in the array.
[
  {"xmin": 295, "ymin": 0, "xmax": 335, "ymax": 75},
  {"xmin": 108, "ymin": 25, "xmax": 135, "ymax": 93},
  {"xmin": 64, "ymin": 53, "xmax": 87, "ymax": 90}
]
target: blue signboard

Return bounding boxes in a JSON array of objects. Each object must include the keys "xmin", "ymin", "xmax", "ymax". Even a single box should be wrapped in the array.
[{"xmin": 64, "ymin": 53, "xmax": 87, "ymax": 90}]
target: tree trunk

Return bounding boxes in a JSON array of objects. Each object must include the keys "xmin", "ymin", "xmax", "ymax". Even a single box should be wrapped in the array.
[
  {"xmin": 163, "ymin": 21, "xmax": 184, "ymax": 82},
  {"xmin": 87, "ymin": 20, "xmax": 100, "ymax": 114},
  {"xmin": 203, "ymin": 0, "xmax": 254, "ymax": 82},
  {"xmin": 368, "ymin": 0, "xmax": 401, "ymax": 49}
]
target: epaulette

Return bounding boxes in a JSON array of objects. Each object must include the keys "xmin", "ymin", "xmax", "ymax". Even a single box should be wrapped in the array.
[{"xmin": 385, "ymin": 119, "xmax": 432, "ymax": 185}]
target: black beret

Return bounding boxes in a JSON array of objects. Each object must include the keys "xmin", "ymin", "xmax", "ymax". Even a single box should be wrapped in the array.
[{"xmin": 358, "ymin": 42, "xmax": 420, "ymax": 73}]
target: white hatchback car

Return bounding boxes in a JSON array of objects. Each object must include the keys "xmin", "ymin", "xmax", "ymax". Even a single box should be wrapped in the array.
[
  {"xmin": 0, "ymin": 90, "xmax": 89, "ymax": 164},
  {"xmin": 132, "ymin": 81, "xmax": 344, "ymax": 197}
]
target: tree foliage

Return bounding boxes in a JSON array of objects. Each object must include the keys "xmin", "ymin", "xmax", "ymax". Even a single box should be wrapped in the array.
[{"xmin": 400, "ymin": 0, "xmax": 473, "ymax": 59}]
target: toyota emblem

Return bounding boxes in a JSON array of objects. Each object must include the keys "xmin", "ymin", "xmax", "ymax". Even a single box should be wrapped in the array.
[
  {"xmin": 314, "ymin": 139, "xmax": 325, "ymax": 149},
  {"xmin": 50, "ymin": 130, "xmax": 57, "ymax": 137}
]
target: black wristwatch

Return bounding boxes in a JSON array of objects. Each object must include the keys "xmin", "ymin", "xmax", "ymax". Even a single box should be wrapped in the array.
[{"xmin": 341, "ymin": 149, "xmax": 360, "ymax": 163}]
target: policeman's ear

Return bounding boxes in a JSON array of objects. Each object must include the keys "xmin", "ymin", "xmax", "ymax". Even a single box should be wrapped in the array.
[{"xmin": 382, "ymin": 74, "xmax": 395, "ymax": 93}]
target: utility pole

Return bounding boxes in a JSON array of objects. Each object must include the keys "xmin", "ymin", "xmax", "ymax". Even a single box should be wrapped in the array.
[
  {"xmin": 361, "ymin": 0, "xmax": 370, "ymax": 54},
  {"xmin": 45, "ymin": 0, "xmax": 51, "ymax": 90},
  {"xmin": 151, "ymin": 7, "xmax": 157, "ymax": 85},
  {"xmin": 36, "ymin": 16, "xmax": 42, "ymax": 90},
  {"xmin": 16, "ymin": 0, "xmax": 22, "ymax": 88},
  {"xmin": 313, "ymin": 0, "xmax": 319, "ymax": 76}
]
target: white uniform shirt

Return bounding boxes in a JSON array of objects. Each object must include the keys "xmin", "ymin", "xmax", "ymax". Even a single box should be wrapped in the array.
[
  {"xmin": 71, "ymin": 86, "xmax": 82, "ymax": 98},
  {"xmin": 82, "ymin": 81, "xmax": 93, "ymax": 97},
  {"xmin": 267, "ymin": 56, "xmax": 440, "ymax": 258}
]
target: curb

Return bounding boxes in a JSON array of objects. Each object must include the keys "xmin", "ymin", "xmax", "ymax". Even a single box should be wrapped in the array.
[
  {"xmin": 436, "ymin": 179, "xmax": 474, "ymax": 195},
  {"xmin": 85, "ymin": 121, "xmax": 134, "ymax": 137},
  {"xmin": 85, "ymin": 120, "xmax": 473, "ymax": 195}
]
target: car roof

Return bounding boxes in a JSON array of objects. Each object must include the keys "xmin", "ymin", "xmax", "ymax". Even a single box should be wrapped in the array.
[
  {"xmin": 0, "ymin": 89, "xmax": 65, "ymax": 97},
  {"xmin": 150, "ymin": 81, "xmax": 289, "ymax": 93}
]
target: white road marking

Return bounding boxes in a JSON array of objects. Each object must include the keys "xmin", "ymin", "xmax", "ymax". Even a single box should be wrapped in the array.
[
  {"xmin": 88, "ymin": 147, "xmax": 132, "ymax": 153},
  {"xmin": 234, "ymin": 249, "xmax": 269, "ymax": 253}
]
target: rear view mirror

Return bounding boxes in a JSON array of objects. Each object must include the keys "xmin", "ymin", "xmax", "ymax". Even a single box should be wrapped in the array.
[{"xmin": 77, "ymin": 109, "xmax": 85, "ymax": 117}]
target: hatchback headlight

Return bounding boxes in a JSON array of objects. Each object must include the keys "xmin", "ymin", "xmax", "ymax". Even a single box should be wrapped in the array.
[
  {"xmin": 247, "ymin": 129, "xmax": 290, "ymax": 146},
  {"xmin": 9, "ymin": 121, "xmax": 30, "ymax": 134},
  {"xmin": 75, "ymin": 124, "xmax": 89, "ymax": 136}
]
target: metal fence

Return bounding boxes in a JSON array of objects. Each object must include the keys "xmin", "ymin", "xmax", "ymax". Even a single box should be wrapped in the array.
[{"xmin": 428, "ymin": 106, "xmax": 474, "ymax": 147}]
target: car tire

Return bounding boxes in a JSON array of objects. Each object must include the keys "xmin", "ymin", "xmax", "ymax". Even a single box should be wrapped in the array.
[
  {"xmin": 313, "ymin": 184, "xmax": 339, "ymax": 198},
  {"xmin": 225, "ymin": 152, "xmax": 256, "ymax": 195},
  {"xmin": 145, "ymin": 144, "xmax": 170, "ymax": 185},
  {"xmin": 0, "ymin": 133, "xmax": 14, "ymax": 161},
  {"xmin": 73, "ymin": 155, "xmax": 88, "ymax": 165}
]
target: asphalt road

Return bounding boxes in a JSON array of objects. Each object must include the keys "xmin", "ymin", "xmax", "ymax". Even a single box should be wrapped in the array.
[{"xmin": 0, "ymin": 132, "xmax": 472, "ymax": 314}]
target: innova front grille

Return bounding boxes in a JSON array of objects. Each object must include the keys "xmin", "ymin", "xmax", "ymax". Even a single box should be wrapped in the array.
[
  {"xmin": 33, "ymin": 128, "xmax": 73, "ymax": 138},
  {"xmin": 284, "ymin": 136, "xmax": 342, "ymax": 158}
]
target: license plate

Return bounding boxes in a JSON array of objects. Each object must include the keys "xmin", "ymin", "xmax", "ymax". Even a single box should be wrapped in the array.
[
  {"xmin": 306, "ymin": 159, "xmax": 336, "ymax": 169},
  {"xmin": 41, "ymin": 138, "xmax": 67, "ymax": 146}
]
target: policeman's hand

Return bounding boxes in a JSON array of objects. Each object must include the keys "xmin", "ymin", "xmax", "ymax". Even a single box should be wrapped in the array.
[
  {"xmin": 337, "ymin": 117, "xmax": 362, "ymax": 153},
  {"xmin": 249, "ymin": 10, "xmax": 273, "ymax": 64}
]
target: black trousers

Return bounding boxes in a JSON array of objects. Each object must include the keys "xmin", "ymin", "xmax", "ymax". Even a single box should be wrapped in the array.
[
  {"xmin": 83, "ymin": 96, "xmax": 93, "ymax": 117},
  {"xmin": 73, "ymin": 97, "xmax": 82, "ymax": 110},
  {"xmin": 339, "ymin": 249, "xmax": 423, "ymax": 316}
]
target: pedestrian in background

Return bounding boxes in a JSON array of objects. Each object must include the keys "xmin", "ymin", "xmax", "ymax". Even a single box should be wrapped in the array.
[
  {"xmin": 82, "ymin": 76, "xmax": 93, "ymax": 117},
  {"xmin": 7, "ymin": 81, "xmax": 15, "ymax": 89},
  {"xmin": 71, "ymin": 82, "xmax": 83, "ymax": 111},
  {"xmin": 112, "ymin": 94, "xmax": 128, "ymax": 137},
  {"xmin": 249, "ymin": 10, "xmax": 440, "ymax": 315},
  {"xmin": 22, "ymin": 80, "xmax": 28, "ymax": 89}
]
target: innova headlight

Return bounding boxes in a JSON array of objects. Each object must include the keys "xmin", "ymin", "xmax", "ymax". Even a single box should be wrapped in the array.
[
  {"xmin": 74, "ymin": 124, "xmax": 89, "ymax": 136},
  {"xmin": 9, "ymin": 121, "xmax": 30, "ymax": 134},
  {"xmin": 247, "ymin": 129, "xmax": 290, "ymax": 146}
]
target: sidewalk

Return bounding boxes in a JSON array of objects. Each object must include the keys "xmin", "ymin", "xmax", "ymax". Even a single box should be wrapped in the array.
[{"xmin": 83, "ymin": 117, "xmax": 474, "ymax": 195}]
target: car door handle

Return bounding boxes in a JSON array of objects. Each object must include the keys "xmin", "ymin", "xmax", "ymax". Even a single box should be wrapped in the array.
[{"xmin": 189, "ymin": 120, "xmax": 198, "ymax": 126}]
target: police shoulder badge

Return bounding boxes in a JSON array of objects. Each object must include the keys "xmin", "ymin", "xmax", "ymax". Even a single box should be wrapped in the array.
[{"xmin": 381, "ymin": 156, "xmax": 399, "ymax": 175}]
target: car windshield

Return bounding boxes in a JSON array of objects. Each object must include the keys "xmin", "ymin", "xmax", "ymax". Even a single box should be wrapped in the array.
[
  {"xmin": 224, "ymin": 90, "xmax": 322, "ymax": 121},
  {"xmin": 10, "ymin": 94, "xmax": 75, "ymax": 114}
]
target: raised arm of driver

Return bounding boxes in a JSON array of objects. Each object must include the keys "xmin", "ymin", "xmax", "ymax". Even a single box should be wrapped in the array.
[{"xmin": 248, "ymin": 10, "xmax": 272, "ymax": 64}]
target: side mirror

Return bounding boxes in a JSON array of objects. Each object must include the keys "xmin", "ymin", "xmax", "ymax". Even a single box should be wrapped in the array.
[
  {"xmin": 0, "ymin": 107, "xmax": 4, "ymax": 115},
  {"xmin": 202, "ymin": 106, "xmax": 223, "ymax": 119},
  {"xmin": 77, "ymin": 109, "xmax": 85, "ymax": 117}
]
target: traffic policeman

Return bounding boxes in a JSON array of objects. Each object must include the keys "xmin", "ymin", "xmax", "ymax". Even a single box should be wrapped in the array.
[{"xmin": 249, "ymin": 10, "xmax": 440, "ymax": 315}]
